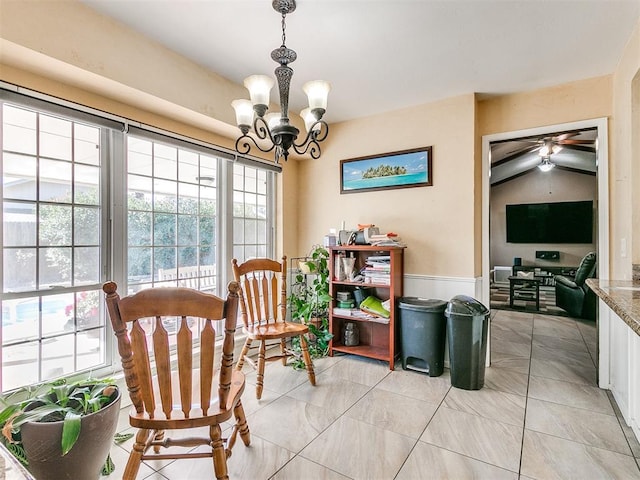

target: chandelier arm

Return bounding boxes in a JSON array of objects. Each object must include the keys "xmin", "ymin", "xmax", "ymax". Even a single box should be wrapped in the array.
[
  {"xmin": 292, "ymin": 138, "xmax": 322, "ymax": 159},
  {"xmin": 234, "ymin": 132, "xmax": 277, "ymax": 156},
  {"xmin": 292, "ymin": 120, "xmax": 329, "ymax": 149},
  {"xmin": 253, "ymin": 116, "xmax": 278, "ymax": 144},
  {"xmin": 292, "ymin": 132, "xmax": 321, "ymax": 159},
  {"xmin": 311, "ymin": 120, "xmax": 329, "ymax": 143}
]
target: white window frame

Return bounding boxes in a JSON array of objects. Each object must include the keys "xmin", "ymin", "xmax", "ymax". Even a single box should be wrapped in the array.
[{"xmin": 0, "ymin": 86, "xmax": 279, "ymax": 393}]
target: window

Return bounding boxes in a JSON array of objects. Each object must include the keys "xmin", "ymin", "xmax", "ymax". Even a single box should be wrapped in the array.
[
  {"xmin": 1, "ymin": 91, "xmax": 278, "ymax": 393},
  {"xmin": 233, "ymin": 163, "xmax": 271, "ymax": 263},
  {"xmin": 1, "ymin": 104, "xmax": 107, "ymax": 391},
  {"xmin": 126, "ymin": 135, "xmax": 218, "ymax": 294}
]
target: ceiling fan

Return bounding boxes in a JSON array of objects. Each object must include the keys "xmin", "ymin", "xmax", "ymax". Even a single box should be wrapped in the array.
[{"xmin": 525, "ymin": 131, "xmax": 597, "ymax": 157}]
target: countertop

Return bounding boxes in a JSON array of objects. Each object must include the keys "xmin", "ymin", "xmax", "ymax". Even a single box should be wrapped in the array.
[{"xmin": 586, "ymin": 278, "xmax": 640, "ymax": 336}]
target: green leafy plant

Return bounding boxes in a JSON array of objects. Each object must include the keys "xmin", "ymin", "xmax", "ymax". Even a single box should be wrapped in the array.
[
  {"xmin": 289, "ymin": 245, "xmax": 333, "ymax": 367},
  {"xmin": 0, "ymin": 378, "xmax": 118, "ymax": 468}
]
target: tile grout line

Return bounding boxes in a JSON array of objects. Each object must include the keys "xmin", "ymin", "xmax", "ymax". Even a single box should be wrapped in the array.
[
  {"xmin": 516, "ymin": 313, "xmax": 535, "ymax": 478},
  {"xmin": 271, "ymin": 357, "xmax": 390, "ymax": 479},
  {"xmin": 391, "ymin": 374, "xmax": 453, "ymax": 479}
]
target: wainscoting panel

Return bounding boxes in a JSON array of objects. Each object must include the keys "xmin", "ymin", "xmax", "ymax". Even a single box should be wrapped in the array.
[{"xmin": 403, "ymin": 274, "xmax": 481, "ymax": 302}]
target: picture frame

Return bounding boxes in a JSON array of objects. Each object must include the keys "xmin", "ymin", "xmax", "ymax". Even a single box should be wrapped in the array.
[{"xmin": 340, "ymin": 146, "xmax": 432, "ymax": 194}]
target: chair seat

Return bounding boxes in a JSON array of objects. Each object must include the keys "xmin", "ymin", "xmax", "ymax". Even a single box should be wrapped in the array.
[
  {"xmin": 129, "ymin": 370, "xmax": 246, "ymax": 430},
  {"xmin": 243, "ymin": 321, "xmax": 309, "ymax": 340}
]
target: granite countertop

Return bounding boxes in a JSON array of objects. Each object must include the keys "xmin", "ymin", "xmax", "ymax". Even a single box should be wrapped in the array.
[{"xmin": 586, "ymin": 278, "xmax": 640, "ymax": 336}]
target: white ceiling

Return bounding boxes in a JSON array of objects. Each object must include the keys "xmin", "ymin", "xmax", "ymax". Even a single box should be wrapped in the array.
[{"xmin": 80, "ymin": 0, "xmax": 640, "ymax": 125}]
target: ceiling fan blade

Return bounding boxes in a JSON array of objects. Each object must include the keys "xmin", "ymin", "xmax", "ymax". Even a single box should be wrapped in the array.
[
  {"xmin": 555, "ymin": 132, "xmax": 579, "ymax": 141},
  {"xmin": 558, "ymin": 139, "xmax": 595, "ymax": 145},
  {"xmin": 561, "ymin": 144, "xmax": 595, "ymax": 153}
]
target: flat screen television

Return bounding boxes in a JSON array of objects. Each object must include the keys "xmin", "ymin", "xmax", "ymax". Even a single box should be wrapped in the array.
[{"xmin": 506, "ymin": 200, "xmax": 593, "ymax": 244}]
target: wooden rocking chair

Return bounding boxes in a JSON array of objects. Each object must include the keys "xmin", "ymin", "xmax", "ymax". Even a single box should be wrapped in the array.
[{"xmin": 103, "ymin": 281, "xmax": 250, "ymax": 480}]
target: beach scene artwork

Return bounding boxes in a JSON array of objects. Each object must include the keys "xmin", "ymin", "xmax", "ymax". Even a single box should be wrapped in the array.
[{"xmin": 340, "ymin": 147, "xmax": 431, "ymax": 193}]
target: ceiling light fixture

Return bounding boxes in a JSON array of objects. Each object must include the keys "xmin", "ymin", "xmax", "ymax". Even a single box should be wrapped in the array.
[
  {"xmin": 538, "ymin": 155, "xmax": 555, "ymax": 172},
  {"xmin": 539, "ymin": 140, "xmax": 562, "ymax": 156},
  {"xmin": 232, "ymin": 0, "xmax": 330, "ymax": 163}
]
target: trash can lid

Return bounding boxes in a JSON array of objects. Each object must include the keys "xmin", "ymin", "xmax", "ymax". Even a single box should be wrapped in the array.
[
  {"xmin": 399, "ymin": 297, "xmax": 447, "ymax": 312},
  {"xmin": 445, "ymin": 295, "xmax": 490, "ymax": 317}
]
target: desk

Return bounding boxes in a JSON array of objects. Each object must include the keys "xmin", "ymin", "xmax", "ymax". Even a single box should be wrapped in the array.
[{"xmin": 508, "ymin": 276, "xmax": 542, "ymax": 311}]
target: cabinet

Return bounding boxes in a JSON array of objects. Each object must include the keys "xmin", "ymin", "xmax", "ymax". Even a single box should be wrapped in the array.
[{"xmin": 328, "ymin": 245, "xmax": 404, "ymax": 369}]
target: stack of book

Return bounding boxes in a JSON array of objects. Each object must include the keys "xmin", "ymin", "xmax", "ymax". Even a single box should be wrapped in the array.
[
  {"xmin": 368, "ymin": 232, "xmax": 405, "ymax": 247},
  {"xmin": 362, "ymin": 255, "xmax": 391, "ymax": 284}
]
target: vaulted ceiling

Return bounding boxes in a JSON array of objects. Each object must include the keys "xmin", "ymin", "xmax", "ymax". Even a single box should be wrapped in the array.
[{"xmin": 490, "ymin": 128, "xmax": 597, "ymax": 186}]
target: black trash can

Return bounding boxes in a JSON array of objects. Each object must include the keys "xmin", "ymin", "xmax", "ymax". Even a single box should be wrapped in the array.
[
  {"xmin": 445, "ymin": 295, "xmax": 490, "ymax": 390},
  {"xmin": 398, "ymin": 297, "xmax": 447, "ymax": 376}
]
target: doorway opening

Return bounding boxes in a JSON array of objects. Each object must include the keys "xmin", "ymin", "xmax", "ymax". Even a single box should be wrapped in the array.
[{"xmin": 488, "ymin": 127, "xmax": 598, "ymax": 316}]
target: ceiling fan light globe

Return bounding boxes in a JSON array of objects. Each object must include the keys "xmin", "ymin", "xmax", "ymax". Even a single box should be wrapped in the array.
[{"xmin": 538, "ymin": 157, "xmax": 555, "ymax": 172}]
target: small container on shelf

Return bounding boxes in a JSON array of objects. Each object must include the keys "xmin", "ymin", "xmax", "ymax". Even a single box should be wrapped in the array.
[{"xmin": 342, "ymin": 322, "xmax": 360, "ymax": 346}]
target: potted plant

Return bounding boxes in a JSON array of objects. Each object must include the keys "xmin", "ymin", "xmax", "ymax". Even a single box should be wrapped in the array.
[
  {"xmin": 0, "ymin": 377, "xmax": 121, "ymax": 480},
  {"xmin": 289, "ymin": 245, "xmax": 333, "ymax": 366}
]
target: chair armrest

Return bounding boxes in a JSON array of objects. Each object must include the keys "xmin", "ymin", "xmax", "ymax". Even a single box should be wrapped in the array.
[{"xmin": 555, "ymin": 275, "xmax": 578, "ymax": 289}]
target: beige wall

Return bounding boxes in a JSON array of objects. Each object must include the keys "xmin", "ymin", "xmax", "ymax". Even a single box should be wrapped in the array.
[
  {"xmin": 490, "ymin": 169, "xmax": 597, "ymax": 268},
  {"xmin": 612, "ymin": 18, "xmax": 640, "ymax": 278},
  {"xmin": 0, "ymin": 0, "xmax": 241, "ymax": 130},
  {"xmin": 297, "ymin": 94, "xmax": 477, "ymax": 277},
  {"xmin": 477, "ymin": 76, "xmax": 612, "ymax": 137}
]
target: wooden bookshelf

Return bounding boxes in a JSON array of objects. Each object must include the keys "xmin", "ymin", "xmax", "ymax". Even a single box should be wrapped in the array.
[{"xmin": 328, "ymin": 245, "xmax": 404, "ymax": 369}]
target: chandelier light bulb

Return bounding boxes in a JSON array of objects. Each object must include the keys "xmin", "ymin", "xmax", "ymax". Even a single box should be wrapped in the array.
[
  {"xmin": 244, "ymin": 75, "xmax": 274, "ymax": 111},
  {"xmin": 300, "ymin": 108, "xmax": 320, "ymax": 132},
  {"xmin": 231, "ymin": 99, "xmax": 254, "ymax": 128},
  {"xmin": 303, "ymin": 80, "xmax": 331, "ymax": 111},
  {"xmin": 265, "ymin": 112, "xmax": 282, "ymax": 130}
]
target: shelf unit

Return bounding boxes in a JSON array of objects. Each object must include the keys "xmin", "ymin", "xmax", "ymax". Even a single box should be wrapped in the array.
[{"xmin": 328, "ymin": 245, "xmax": 404, "ymax": 369}]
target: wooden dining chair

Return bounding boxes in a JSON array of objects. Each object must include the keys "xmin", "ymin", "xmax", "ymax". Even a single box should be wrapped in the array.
[
  {"xmin": 102, "ymin": 281, "xmax": 250, "ymax": 480},
  {"xmin": 232, "ymin": 256, "xmax": 316, "ymax": 399}
]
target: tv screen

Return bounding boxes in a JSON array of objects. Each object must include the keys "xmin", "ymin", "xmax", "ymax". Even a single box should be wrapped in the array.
[{"xmin": 506, "ymin": 200, "xmax": 593, "ymax": 244}]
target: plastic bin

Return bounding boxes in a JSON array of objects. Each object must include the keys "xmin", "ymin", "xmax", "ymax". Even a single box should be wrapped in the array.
[
  {"xmin": 398, "ymin": 297, "xmax": 447, "ymax": 376},
  {"xmin": 445, "ymin": 295, "xmax": 490, "ymax": 390}
]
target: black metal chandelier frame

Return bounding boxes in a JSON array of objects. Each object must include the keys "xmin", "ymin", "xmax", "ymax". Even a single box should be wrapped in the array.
[{"xmin": 233, "ymin": 0, "xmax": 329, "ymax": 163}]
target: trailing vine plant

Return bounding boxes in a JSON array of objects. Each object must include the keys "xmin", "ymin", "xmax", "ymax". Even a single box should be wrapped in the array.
[{"xmin": 288, "ymin": 245, "xmax": 333, "ymax": 368}]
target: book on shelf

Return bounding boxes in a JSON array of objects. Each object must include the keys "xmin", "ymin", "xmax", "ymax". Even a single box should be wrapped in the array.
[
  {"xmin": 332, "ymin": 307, "xmax": 391, "ymax": 324},
  {"xmin": 366, "ymin": 255, "xmax": 391, "ymax": 262},
  {"xmin": 368, "ymin": 234, "xmax": 406, "ymax": 247},
  {"xmin": 353, "ymin": 310, "xmax": 390, "ymax": 324},
  {"xmin": 363, "ymin": 274, "xmax": 390, "ymax": 285}
]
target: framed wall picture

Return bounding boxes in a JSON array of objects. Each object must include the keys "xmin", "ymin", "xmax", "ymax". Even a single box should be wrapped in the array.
[{"xmin": 340, "ymin": 146, "xmax": 432, "ymax": 194}]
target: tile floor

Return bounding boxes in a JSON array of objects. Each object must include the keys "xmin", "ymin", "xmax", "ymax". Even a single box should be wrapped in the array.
[{"xmin": 110, "ymin": 309, "xmax": 640, "ymax": 479}]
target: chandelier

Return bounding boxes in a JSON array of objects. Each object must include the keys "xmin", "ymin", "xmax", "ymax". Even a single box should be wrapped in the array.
[{"xmin": 231, "ymin": 0, "xmax": 330, "ymax": 163}]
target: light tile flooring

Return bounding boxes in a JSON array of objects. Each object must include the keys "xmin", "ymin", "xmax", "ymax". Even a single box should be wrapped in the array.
[{"xmin": 111, "ymin": 310, "xmax": 640, "ymax": 479}]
